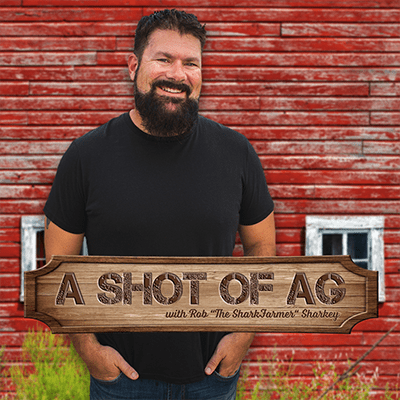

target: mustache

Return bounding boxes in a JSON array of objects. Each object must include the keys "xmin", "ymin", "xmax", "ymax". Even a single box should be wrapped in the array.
[{"xmin": 152, "ymin": 80, "xmax": 192, "ymax": 97}]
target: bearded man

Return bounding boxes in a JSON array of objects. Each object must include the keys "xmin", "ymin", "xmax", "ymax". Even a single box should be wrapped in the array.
[{"xmin": 44, "ymin": 9, "xmax": 275, "ymax": 400}]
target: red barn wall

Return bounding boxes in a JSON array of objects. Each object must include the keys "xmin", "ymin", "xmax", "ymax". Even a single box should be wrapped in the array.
[{"xmin": 0, "ymin": 0, "xmax": 399, "ymax": 398}]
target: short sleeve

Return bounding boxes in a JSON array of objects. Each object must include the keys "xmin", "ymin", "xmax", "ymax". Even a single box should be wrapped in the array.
[
  {"xmin": 43, "ymin": 141, "xmax": 86, "ymax": 234},
  {"xmin": 239, "ymin": 141, "xmax": 274, "ymax": 226}
]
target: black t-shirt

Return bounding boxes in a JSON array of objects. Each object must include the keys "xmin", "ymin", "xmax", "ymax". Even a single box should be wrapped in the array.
[{"xmin": 44, "ymin": 112, "xmax": 274, "ymax": 383}]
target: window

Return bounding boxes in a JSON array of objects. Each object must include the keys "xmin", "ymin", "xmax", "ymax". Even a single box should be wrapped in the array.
[
  {"xmin": 306, "ymin": 216, "xmax": 385, "ymax": 302},
  {"xmin": 20, "ymin": 216, "xmax": 88, "ymax": 302},
  {"xmin": 322, "ymin": 232, "xmax": 369, "ymax": 269}
]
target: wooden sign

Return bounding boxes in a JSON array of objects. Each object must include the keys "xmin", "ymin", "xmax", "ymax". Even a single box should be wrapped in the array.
[{"xmin": 24, "ymin": 255, "xmax": 378, "ymax": 334}]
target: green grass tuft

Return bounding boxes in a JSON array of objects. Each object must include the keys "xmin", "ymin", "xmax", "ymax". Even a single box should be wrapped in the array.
[{"xmin": 9, "ymin": 329, "xmax": 90, "ymax": 400}]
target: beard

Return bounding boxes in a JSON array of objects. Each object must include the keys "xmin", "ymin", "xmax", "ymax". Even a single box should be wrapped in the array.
[{"xmin": 134, "ymin": 78, "xmax": 199, "ymax": 138}]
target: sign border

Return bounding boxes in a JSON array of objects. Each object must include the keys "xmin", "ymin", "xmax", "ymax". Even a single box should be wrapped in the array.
[{"xmin": 24, "ymin": 255, "xmax": 378, "ymax": 334}]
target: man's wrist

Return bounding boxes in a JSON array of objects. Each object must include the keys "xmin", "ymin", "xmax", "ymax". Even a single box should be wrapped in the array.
[{"xmin": 69, "ymin": 333, "xmax": 102, "ymax": 357}]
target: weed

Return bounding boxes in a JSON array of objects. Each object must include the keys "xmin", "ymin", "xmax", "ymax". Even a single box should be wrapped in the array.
[
  {"xmin": 9, "ymin": 329, "xmax": 89, "ymax": 400},
  {"xmin": 2, "ymin": 330, "xmax": 398, "ymax": 400},
  {"xmin": 236, "ymin": 358, "xmax": 398, "ymax": 400}
]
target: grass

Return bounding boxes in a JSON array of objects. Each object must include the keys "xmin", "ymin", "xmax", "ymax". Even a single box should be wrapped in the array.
[
  {"xmin": 1, "ymin": 330, "xmax": 398, "ymax": 399},
  {"xmin": 236, "ymin": 356, "xmax": 399, "ymax": 400},
  {"xmin": 6, "ymin": 329, "xmax": 90, "ymax": 400}
]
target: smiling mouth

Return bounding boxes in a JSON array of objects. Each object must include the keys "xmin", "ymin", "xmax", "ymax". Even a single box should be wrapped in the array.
[
  {"xmin": 160, "ymin": 86, "xmax": 185, "ymax": 95},
  {"xmin": 154, "ymin": 80, "xmax": 191, "ymax": 97}
]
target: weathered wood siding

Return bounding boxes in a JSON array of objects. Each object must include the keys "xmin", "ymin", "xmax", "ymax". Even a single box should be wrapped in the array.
[{"xmin": 0, "ymin": 0, "xmax": 399, "ymax": 398}]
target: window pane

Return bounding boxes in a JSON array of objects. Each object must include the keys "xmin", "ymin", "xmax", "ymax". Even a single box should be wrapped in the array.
[
  {"xmin": 347, "ymin": 233, "xmax": 368, "ymax": 260},
  {"xmin": 36, "ymin": 230, "xmax": 46, "ymax": 269},
  {"xmin": 355, "ymin": 261, "xmax": 368, "ymax": 270},
  {"xmin": 323, "ymin": 234, "xmax": 343, "ymax": 255}
]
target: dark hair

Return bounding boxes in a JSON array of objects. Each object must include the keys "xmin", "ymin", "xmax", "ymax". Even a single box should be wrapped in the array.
[{"xmin": 134, "ymin": 9, "xmax": 206, "ymax": 61}]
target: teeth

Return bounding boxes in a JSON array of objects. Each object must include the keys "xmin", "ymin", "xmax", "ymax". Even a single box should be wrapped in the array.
[{"xmin": 162, "ymin": 87, "xmax": 182, "ymax": 94}]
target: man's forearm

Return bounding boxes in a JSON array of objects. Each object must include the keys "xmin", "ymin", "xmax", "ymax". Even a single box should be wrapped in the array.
[
  {"xmin": 69, "ymin": 333, "xmax": 139, "ymax": 380},
  {"xmin": 69, "ymin": 333, "xmax": 104, "ymax": 372},
  {"xmin": 69, "ymin": 333, "xmax": 99, "ymax": 359}
]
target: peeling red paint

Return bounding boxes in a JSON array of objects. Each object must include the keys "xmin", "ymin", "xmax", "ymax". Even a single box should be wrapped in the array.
[{"xmin": 0, "ymin": 2, "xmax": 399, "ymax": 398}]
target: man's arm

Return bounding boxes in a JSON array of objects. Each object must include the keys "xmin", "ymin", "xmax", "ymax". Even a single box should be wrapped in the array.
[
  {"xmin": 238, "ymin": 211, "xmax": 276, "ymax": 257},
  {"xmin": 44, "ymin": 217, "xmax": 84, "ymax": 260},
  {"xmin": 44, "ymin": 218, "xmax": 139, "ymax": 381},
  {"xmin": 205, "ymin": 212, "xmax": 276, "ymax": 377}
]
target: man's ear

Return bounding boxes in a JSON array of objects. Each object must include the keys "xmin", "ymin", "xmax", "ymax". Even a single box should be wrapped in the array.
[{"xmin": 128, "ymin": 54, "xmax": 139, "ymax": 81}]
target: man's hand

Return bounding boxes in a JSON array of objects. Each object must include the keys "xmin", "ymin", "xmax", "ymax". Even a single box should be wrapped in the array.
[
  {"xmin": 204, "ymin": 332, "xmax": 255, "ymax": 377},
  {"xmin": 70, "ymin": 334, "xmax": 139, "ymax": 381},
  {"xmin": 86, "ymin": 344, "xmax": 139, "ymax": 381}
]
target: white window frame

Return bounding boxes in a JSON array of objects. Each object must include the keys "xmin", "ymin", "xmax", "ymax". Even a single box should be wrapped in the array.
[
  {"xmin": 306, "ymin": 216, "xmax": 385, "ymax": 302},
  {"xmin": 21, "ymin": 216, "xmax": 45, "ymax": 302},
  {"xmin": 20, "ymin": 215, "xmax": 88, "ymax": 302}
]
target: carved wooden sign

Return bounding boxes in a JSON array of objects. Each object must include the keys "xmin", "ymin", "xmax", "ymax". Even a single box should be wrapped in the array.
[{"xmin": 24, "ymin": 255, "xmax": 378, "ymax": 334}]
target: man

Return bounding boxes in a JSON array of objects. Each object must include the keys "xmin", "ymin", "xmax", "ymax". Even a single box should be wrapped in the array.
[{"xmin": 44, "ymin": 9, "xmax": 275, "ymax": 400}]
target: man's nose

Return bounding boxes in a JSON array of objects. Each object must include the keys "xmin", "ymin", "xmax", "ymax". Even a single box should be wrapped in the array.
[{"xmin": 165, "ymin": 61, "xmax": 186, "ymax": 82}]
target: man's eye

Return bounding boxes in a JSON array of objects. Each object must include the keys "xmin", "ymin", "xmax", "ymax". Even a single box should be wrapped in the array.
[{"xmin": 158, "ymin": 58, "xmax": 169, "ymax": 63}]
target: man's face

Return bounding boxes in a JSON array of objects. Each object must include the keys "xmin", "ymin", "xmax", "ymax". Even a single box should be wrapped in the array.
[{"xmin": 129, "ymin": 29, "xmax": 203, "ymax": 137}]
